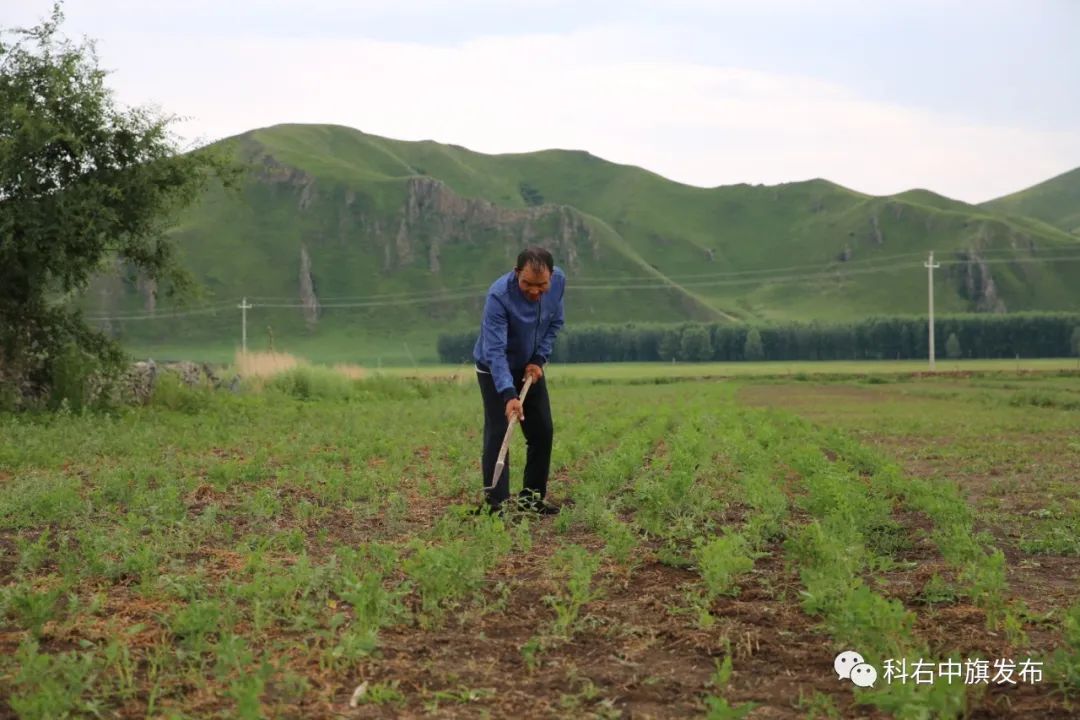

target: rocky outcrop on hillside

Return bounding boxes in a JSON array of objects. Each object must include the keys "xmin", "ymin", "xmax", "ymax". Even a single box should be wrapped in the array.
[
  {"xmin": 950, "ymin": 224, "xmax": 1046, "ymax": 313},
  {"xmin": 257, "ymin": 155, "xmax": 597, "ymax": 280},
  {"xmin": 950, "ymin": 249, "xmax": 1006, "ymax": 313},
  {"xmin": 299, "ymin": 245, "xmax": 320, "ymax": 329},
  {"xmin": 870, "ymin": 214, "xmax": 884, "ymax": 245},
  {"xmin": 258, "ymin": 154, "xmax": 317, "ymax": 211},
  {"xmin": 249, "ymin": 163, "xmax": 602, "ymax": 328},
  {"xmin": 254, "ymin": 157, "xmax": 598, "ymax": 328},
  {"xmin": 383, "ymin": 177, "xmax": 596, "ymax": 275},
  {"xmin": 950, "ymin": 223, "xmax": 1015, "ymax": 313}
]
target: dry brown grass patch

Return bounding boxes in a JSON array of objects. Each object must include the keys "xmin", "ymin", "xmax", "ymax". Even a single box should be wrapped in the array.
[
  {"xmin": 233, "ymin": 351, "xmax": 366, "ymax": 381},
  {"xmin": 331, "ymin": 363, "xmax": 367, "ymax": 380},
  {"xmin": 234, "ymin": 350, "xmax": 303, "ymax": 378}
]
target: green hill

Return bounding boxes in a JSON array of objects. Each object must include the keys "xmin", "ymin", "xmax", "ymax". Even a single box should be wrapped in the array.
[
  {"xmin": 981, "ymin": 166, "xmax": 1080, "ymax": 236},
  {"xmin": 82, "ymin": 124, "xmax": 1080, "ymax": 363}
]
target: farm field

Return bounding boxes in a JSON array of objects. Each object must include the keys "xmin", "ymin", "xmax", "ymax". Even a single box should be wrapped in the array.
[
  {"xmin": 1, "ymin": 370, "xmax": 1078, "ymax": 718},
  {"xmin": 377, "ymin": 359, "xmax": 1080, "ymax": 382}
]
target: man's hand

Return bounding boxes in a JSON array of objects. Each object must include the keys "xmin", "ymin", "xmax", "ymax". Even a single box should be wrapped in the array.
[
  {"xmin": 505, "ymin": 398, "xmax": 524, "ymax": 422},
  {"xmin": 524, "ymin": 364, "xmax": 543, "ymax": 383}
]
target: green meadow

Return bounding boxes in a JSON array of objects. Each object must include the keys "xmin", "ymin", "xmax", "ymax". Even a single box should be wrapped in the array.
[{"xmin": 377, "ymin": 358, "xmax": 1080, "ymax": 381}]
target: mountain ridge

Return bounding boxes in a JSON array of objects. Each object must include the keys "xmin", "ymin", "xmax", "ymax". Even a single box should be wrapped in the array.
[
  {"xmin": 981, "ymin": 166, "xmax": 1080, "ymax": 236},
  {"xmin": 81, "ymin": 123, "xmax": 1080, "ymax": 361}
]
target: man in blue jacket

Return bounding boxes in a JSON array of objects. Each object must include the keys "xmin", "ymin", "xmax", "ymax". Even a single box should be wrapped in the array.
[{"xmin": 473, "ymin": 246, "xmax": 566, "ymax": 515}]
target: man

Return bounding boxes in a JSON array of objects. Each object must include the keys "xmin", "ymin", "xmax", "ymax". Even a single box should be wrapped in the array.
[{"xmin": 473, "ymin": 246, "xmax": 566, "ymax": 515}]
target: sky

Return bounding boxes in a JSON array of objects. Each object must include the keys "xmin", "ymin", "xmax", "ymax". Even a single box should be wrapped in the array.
[{"xmin": 5, "ymin": 0, "xmax": 1080, "ymax": 203}]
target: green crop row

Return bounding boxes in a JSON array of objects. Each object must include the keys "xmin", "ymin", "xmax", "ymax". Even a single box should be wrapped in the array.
[
  {"xmin": 763, "ymin": 413, "xmax": 971, "ymax": 718},
  {"xmin": 820, "ymin": 430, "xmax": 1022, "ymax": 639}
]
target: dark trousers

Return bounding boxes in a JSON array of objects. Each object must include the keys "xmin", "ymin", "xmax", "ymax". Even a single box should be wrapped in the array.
[{"xmin": 477, "ymin": 370, "xmax": 553, "ymax": 506}]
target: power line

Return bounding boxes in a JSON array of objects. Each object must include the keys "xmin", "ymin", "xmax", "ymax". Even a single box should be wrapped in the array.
[
  {"xmin": 571, "ymin": 260, "xmax": 923, "ymax": 290},
  {"xmin": 84, "ymin": 302, "xmax": 236, "ymax": 321},
  {"xmin": 940, "ymin": 255, "xmax": 1080, "ymax": 266},
  {"xmin": 79, "ymin": 250, "xmax": 1080, "ymax": 319},
  {"xmin": 573, "ymin": 251, "xmax": 930, "ymax": 282},
  {"xmin": 243, "ymin": 248, "xmax": 1080, "ymax": 301},
  {"xmin": 565, "ymin": 255, "xmax": 1080, "ymax": 292},
  {"xmin": 245, "ymin": 284, "xmax": 494, "ymax": 302},
  {"xmin": 242, "ymin": 252, "xmax": 928, "ymax": 301},
  {"xmin": 253, "ymin": 290, "xmax": 482, "ymax": 309}
]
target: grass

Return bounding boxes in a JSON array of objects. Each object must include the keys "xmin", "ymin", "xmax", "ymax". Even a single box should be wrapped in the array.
[
  {"xmin": 1, "ymin": 363, "xmax": 1077, "ymax": 716},
  {"xmin": 233, "ymin": 350, "xmax": 306, "ymax": 378}
]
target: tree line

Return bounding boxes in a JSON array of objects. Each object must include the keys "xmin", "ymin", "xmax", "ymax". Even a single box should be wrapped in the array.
[{"xmin": 439, "ymin": 312, "xmax": 1080, "ymax": 363}]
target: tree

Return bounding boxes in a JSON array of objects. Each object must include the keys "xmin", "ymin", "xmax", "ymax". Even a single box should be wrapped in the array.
[
  {"xmin": 945, "ymin": 332, "xmax": 962, "ymax": 360},
  {"xmin": 518, "ymin": 181, "xmax": 544, "ymax": 207},
  {"xmin": 743, "ymin": 327, "xmax": 764, "ymax": 361},
  {"xmin": 658, "ymin": 329, "xmax": 680, "ymax": 361},
  {"xmin": 0, "ymin": 4, "xmax": 235, "ymax": 408},
  {"xmin": 1071, "ymin": 326, "xmax": 1080, "ymax": 359},
  {"xmin": 679, "ymin": 326, "xmax": 712, "ymax": 362}
]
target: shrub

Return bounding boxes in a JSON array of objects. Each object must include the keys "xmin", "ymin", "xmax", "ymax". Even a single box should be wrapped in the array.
[
  {"xmin": 46, "ymin": 342, "xmax": 125, "ymax": 413},
  {"xmin": 267, "ymin": 366, "xmax": 355, "ymax": 401},
  {"xmin": 149, "ymin": 371, "xmax": 211, "ymax": 413}
]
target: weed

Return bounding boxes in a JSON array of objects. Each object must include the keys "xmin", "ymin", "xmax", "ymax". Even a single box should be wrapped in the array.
[
  {"xmin": 4, "ymin": 581, "xmax": 64, "ymax": 638},
  {"xmin": 404, "ymin": 539, "xmax": 487, "ymax": 625},
  {"xmin": 1052, "ymin": 602, "xmax": 1080, "ymax": 697},
  {"xmin": 600, "ymin": 517, "xmax": 638, "ymax": 566},
  {"xmin": 356, "ymin": 680, "xmax": 405, "ymax": 705},
  {"xmin": 213, "ymin": 633, "xmax": 254, "ymax": 681},
  {"xmin": 429, "ymin": 686, "xmax": 495, "ymax": 704},
  {"xmin": 694, "ymin": 532, "xmax": 755, "ymax": 599},
  {"xmin": 703, "ymin": 654, "xmax": 758, "ymax": 719},
  {"xmin": 228, "ymin": 659, "xmax": 273, "ymax": 720},
  {"xmin": 337, "ymin": 569, "xmax": 407, "ymax": 633},
  {"xmin": 795, "ymin": 689, "xmax": 841, "ymax": 719},
  {"xmin": 165, "ymin": 598, "xmax": 227, "ymax": 654},
  {"xmin": 917, "ymin": 574, "xmax": 959, "ymax": 605},
  {"xmin": 322, "ymin": 624, "xmax": 379, "ymax": 671},
  {"xmin": 16, "ymin": 529, "xmax": 52, "ymax": 572},
  {"xmin": 959, "ymin": 550, "xmax": 1007, "ymax": 629},
  {"xmin": 1019, "ymin": 518, "xmax": 1080, "ymax": 555},
  {"xmin": 8, "ymin": 638, "xmax": 98, "ymax": 719},
  {"xmin": 545, "ymin": 545, "xmax": 603, "ymax": 638},
  {"xmin": 521, "ymin": 635, "xmax": 544, "ymax": 671}
]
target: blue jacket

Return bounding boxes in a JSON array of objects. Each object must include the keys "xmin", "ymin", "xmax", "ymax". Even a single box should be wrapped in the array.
[{"xmin": 473, "ymin": 267, "xmax": 566, "ymax": 402}]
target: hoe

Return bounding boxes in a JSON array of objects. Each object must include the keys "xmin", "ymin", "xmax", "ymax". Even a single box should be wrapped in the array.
[{"xmin": 485, "ymin": 375, "xmax": 534, "ymax": 492}]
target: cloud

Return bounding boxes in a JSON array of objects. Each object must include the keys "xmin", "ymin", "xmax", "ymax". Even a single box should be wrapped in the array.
[{"xmin": 8, "ymin": 6, "xmax": 1079, "ymax": 202}]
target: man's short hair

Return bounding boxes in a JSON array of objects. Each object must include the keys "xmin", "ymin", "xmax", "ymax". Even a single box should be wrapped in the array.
[{"xmin": 516, "ymin": 246, "xmax": 554, "ymax": 273}]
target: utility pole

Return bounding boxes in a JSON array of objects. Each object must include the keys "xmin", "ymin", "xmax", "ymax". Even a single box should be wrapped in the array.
[
  {"xmin": 238, "ymin": 297, "xmax": 252, "ymax": 354},
  {"xmin": 924, "ymin": 252, "xmax": 940, "ymax": 370}
]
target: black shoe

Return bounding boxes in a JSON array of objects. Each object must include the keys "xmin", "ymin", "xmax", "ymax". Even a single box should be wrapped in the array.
[{"xmin": 517, "ymin": 493, "xmax": 560, "ymax": 516}]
